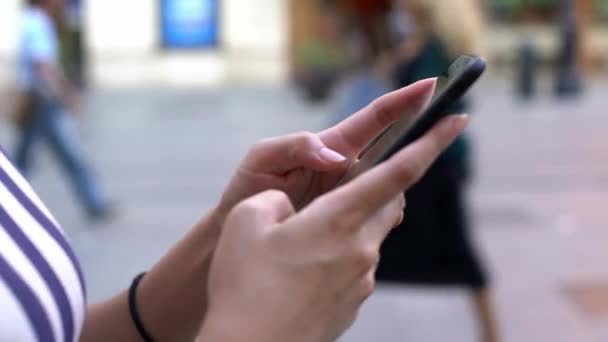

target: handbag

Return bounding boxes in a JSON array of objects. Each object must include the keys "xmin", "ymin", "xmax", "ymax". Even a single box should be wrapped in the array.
[{"xmin": 8, "ymin": 88, "xmax": 35, "ymax": 129}]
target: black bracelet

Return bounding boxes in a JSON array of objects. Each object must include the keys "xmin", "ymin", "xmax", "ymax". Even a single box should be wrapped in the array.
[{"xmin": 128, "ymin": 272, "xmax": 155, "ymax": 342}]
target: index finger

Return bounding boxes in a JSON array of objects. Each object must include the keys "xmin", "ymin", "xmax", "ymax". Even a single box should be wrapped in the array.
[
  {"xmin": 318, "ymin": 78, "xmax": 437, "ymax": 158},
  {"xmin": 315, "ymin": 114, "xmax": 468, "ymax": 228}
]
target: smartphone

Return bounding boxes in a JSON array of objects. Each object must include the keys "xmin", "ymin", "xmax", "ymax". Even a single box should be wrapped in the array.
[{"xmin": 337, "ymin": 55, "xmax": 486, "ymax": 186}]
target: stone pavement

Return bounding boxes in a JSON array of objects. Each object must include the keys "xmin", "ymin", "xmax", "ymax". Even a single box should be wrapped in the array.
[{"xmin": 2, "ymin": 78, "xmax": 608, "ymax": 341}]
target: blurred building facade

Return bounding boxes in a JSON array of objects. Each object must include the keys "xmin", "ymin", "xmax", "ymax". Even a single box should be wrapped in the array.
[
  {"xmin": 290, "ymin": 0, "xmax": 608, "ymax": 75},
  {"xmin": 2, "ymin": 0, "xmax": 608, "ymax": 88},
  {"xmin": 0, "ymin": 0, "xmax": 288, "ymax": 87},
  {"xmin": 486, "ymin": 0, "xmax": 608, "ymax": 73}
]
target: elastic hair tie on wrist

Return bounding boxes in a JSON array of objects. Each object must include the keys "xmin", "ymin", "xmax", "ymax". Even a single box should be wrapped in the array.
[{"xmin": 128, "ymin": 272, "xmax": 155, "ymax": 342}]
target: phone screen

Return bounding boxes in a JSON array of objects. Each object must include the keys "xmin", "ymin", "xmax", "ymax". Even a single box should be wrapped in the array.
[{"xmin": 336, "ymin": 55, "xmax": 485, "ymax": 186}]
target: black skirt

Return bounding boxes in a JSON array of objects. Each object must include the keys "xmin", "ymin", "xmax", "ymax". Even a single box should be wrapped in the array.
[{"xmin": 375, "ymin": 157, "xmax": 488, "ymax": 289}]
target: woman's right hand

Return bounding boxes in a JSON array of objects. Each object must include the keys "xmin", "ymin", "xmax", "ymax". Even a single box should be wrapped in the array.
[
  {"xmin": 212, "ymin": 78, "xmax": 437, "ymax": 227},
  {"xmin": 198, "ymin": 113, "xmax": 468, "ymax": 342}
]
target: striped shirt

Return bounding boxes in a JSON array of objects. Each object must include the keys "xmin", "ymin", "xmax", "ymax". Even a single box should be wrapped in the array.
[{"xmin": 0, "ymin": 150, "xmax": 85, "ymax": 342}]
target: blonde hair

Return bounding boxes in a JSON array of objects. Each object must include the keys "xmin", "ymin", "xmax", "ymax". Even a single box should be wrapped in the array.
[{"xmin": 407, "ymin": 0, "xmax": 484, "ymax": 58}]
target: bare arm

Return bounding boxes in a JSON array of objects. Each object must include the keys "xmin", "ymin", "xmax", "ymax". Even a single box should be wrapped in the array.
[{"xmin": 80, "ymin": 207, "xmax": 224, "ymax": 342}]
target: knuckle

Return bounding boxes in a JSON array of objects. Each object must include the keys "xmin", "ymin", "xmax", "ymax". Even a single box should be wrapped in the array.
[
  {"xmin": 426, "ymin": 130, "xmax": 444, "ymax": 152},
  {"xmin": 295, "ymin": 131, "xmax": 317, "ymax": 141},
  {"xmin": 370, "ymin": 98, "xmax": 394, "ymax": 128},
  {"xmin": 320, "ymin": 199, "xmax": 353, "ymax": 232},
  {"xmin": 352, "ymin": 248, "xmax": 379, "ymax": 273},
  {"xmin": 299, "ymin": 132, "xmax": 322, "ymax": 152},
  {"xmin": 234, "ymin": 190, "xmax": 290, "ymax": 217},
  {"xmin": 224, "ymin": 207, "xmax": 251, "ymax": 234},
  {"xmin": 292, "ymin": 131, "xmax": 318, "ymax": 147},
  {"xmin": 361, "ymin": 276, "xmax": 376, "ymax": 299},
  {"xmin": 288, "ymin": 131, "xmax": 320, "ymax": 160},
  {"xmin": 327, "ymin": 215, "xmax": 348, "ymax": 233},
  {"xmin": 397, "ymin": 211, "xmax": 405, "ymax": 225},
  {"xmin": 319, "ymin": 193, "xmax": 363, "ymax": 232},
  {"xmin": 395, "ymin": 159, "xmax": 424, "ymax": 184},
  {"xmin": 265, "ymin": 189, "xmax": 290, "ymax": 203},
  {"xmin": 327, "ymin": 212, "xmax": 358, "ymax": 234},
  {"xmin": 230, "ymin": 190, "xmax": 293, "ymax": 227},
  {"xmin": 315, "ymin": 252, "xmax": 338, "ymax": 273},
  {"xmin": 232, "ymin": 199, "xmax": 264, "ymax": 219},
  {"xmin": 394, "ymin": 211, "xmax": 405, "ymax": 228}
]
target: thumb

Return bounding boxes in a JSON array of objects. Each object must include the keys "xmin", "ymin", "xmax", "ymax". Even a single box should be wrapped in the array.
[
  {"xmin": 243, "ymin": 132, "xmax": 348, "ymax": 174},
  {"xmin": 226, "ymin": 190, "xmax": 296, "ymax": 235}
]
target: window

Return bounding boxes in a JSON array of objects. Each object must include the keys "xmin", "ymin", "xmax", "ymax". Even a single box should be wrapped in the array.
[{"xmin": 160, "ymin": 0, "xmax": 219, "ymax": 49}]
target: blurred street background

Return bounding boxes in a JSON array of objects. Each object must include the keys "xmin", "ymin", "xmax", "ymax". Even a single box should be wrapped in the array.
[{"xmin": 2, "ymin": 0, "xmax": 608, "ymax": 341}]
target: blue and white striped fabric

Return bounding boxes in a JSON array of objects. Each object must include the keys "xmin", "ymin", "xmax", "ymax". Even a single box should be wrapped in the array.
[{"xmin": 0, "ymin": 150, "xmax": 85, "ymax": 342}]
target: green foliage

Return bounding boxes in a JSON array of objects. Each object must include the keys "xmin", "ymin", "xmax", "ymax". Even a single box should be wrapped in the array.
[
  {"xmin": 298, "ymin": 39, "xmax": 344, "ymax": 69},
  {"xmin": 490, "ymin": 0, "xmax": 555, "ymax": 16},
  {"xmin": 596, "ymin": 0, "xmax": 608, "ymax": 20}
]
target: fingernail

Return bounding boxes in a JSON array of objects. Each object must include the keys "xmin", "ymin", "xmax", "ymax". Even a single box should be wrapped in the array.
[
  {"xmin": 416, "ymin": 77, "xmax": 438, "ymax": 92},
  {"xmin": 419, "ymin": 77, "xmax": 438, "ymax": 84},
  {"xmin": 451, "ymin": 114, "xmax": 469, "ymax": 129},
  {"xmin": 319, "ymin": 147, "xmax": 347, "ymax": 163}
]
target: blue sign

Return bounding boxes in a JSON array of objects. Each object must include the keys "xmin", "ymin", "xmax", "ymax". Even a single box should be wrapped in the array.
[{"xmin": 160, "ymin": 0, "xmax": 219, "ymax": 48}]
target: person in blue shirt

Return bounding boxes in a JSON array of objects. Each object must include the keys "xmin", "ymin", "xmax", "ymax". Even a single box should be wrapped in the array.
[{"xmin": 16, "ymin": 0, "xmax": 112, "ymax": 220}]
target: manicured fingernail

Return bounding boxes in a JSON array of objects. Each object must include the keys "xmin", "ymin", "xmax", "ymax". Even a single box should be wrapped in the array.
[
  {"xmin": 419, "ymin": 77, "xmax": 437, "ymax": 84},
  {"xmin": 451, "ymin": 114, "xmax": 469, "ymax": 129},
  {"xmin": 439, "ymin": 114, "xmax": 468, "ymax": 136},
  {"xmin": 415, "ymin": 78, "xmax": 438, "ymax": 92},
  {"xmin": 319, "ymin": 147, "xmax": 347, "ymax": 163}
]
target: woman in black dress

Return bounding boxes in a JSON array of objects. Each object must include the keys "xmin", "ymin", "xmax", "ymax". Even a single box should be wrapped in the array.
[{"xmin": 376, "ymin": 1, "xmax": 500, "ymax": 341}]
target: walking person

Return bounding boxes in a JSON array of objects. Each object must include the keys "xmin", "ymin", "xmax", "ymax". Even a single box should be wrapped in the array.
[
  {"xmin": 331, "ymin": 25, "xmax": 392, "ymax": 126},
  {"xmin": 15, "ymin": 0, "xmax": 112, "ymax": 220},
  {"xmin": 377, "ymin": 1, "xmax": 501, "ymax": 342}
]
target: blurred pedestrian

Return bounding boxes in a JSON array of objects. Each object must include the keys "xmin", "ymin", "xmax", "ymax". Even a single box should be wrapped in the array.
[
  {"xmin": 376, "ymin": 1, "xmax": 501, "ymax": 342},
  {"xmin": 330, "ymin": 0, "xmax": 394, "ymax": 125},
  {"xmin": 15, "ymin": 0, "xmax": 112, "ymax": 220},
  {"xmin": 331, "ymin": 25, "xmax": 392, "ymax": 125}
]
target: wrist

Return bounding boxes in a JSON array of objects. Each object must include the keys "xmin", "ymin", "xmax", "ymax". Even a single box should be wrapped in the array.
[
  {"xmin": 197, "ymin": 311, "xmax": 269, "ymax": 342},
  {"xmin": 196, "ymin": 316, "xmax": 236, "ymax": 342},
  {"xmin": 133, "ymin": 207, "xmax": 226, "ymax": 341}
]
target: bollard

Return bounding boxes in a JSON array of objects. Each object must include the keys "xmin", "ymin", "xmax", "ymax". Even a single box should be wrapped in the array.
[
  {"xmin": 555, "ymin": 0, "xmax": 582, "ymax": 97},
  {"xmin": 517, "ymin": 40, "xmax": 539, "ymax": 100}
]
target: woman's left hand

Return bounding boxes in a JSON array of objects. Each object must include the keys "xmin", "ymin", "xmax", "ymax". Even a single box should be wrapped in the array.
[{"xmin": 215, "ymin": 78, "xmax": 436, "ymax": 223}]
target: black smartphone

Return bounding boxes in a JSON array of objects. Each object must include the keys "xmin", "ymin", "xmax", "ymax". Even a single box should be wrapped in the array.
[{"xmin": 338, "ymin": 55, "xmax": 486, "ymax": 186}]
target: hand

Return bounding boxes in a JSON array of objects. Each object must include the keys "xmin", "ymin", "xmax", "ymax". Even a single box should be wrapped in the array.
[
  {"xmin": 215, "ymin": 78, "xmax": 437, "ymax": 223},
  {"xmin": 199, "ymin": 114, "xmax": 468, "ymax": 342}
]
